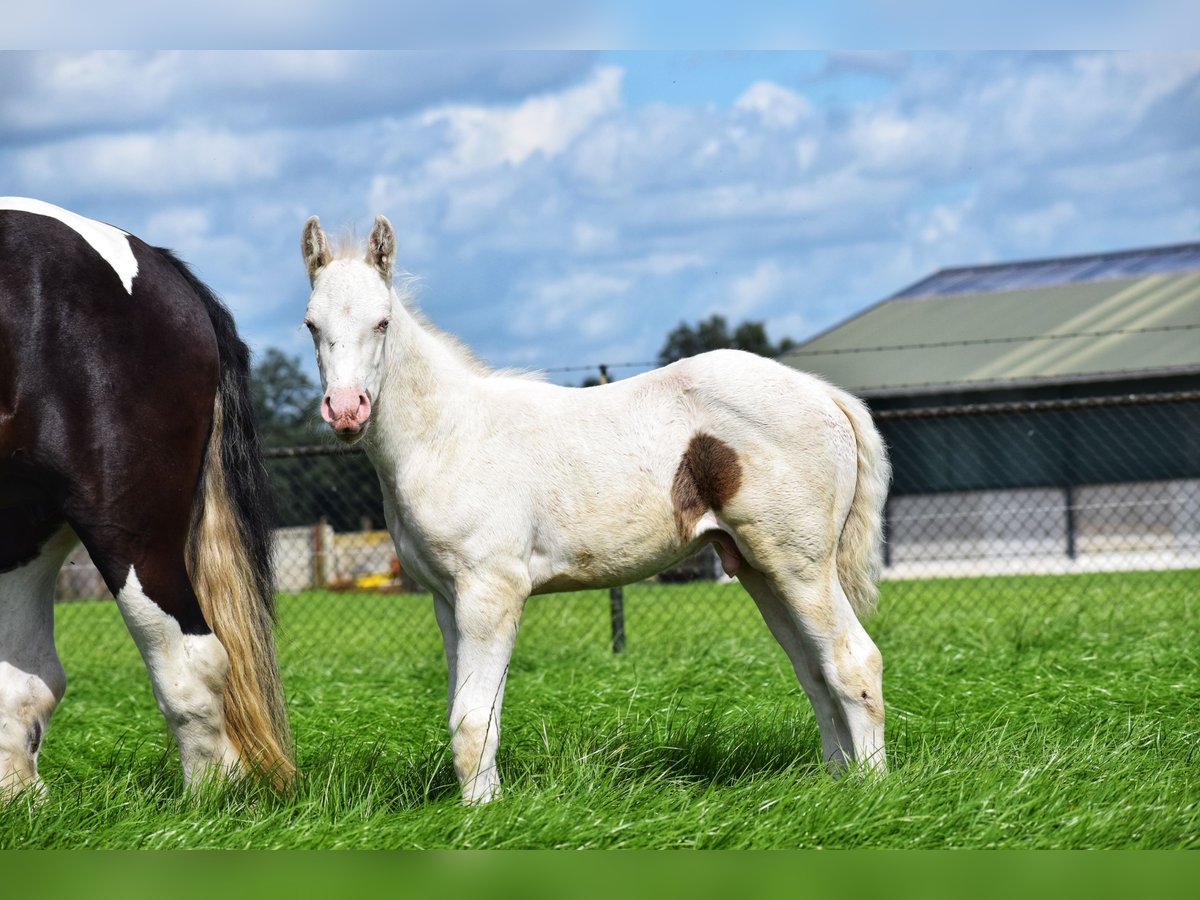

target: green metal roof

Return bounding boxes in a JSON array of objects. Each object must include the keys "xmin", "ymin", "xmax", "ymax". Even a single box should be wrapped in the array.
[{"xmin": 780, "ymin": 269, "xmax": 1200, "ymax": 397}]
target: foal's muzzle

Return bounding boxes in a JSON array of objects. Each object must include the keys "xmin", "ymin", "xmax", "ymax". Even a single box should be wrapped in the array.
[{"xmin": 322, "ymin": 387, "xmax": 372, "ymax": 441}]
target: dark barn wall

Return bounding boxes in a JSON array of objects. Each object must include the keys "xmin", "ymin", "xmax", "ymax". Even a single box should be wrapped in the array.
[{"xmin": 873, "ymin": 380, "xmax": 1200, "ymax": 496}]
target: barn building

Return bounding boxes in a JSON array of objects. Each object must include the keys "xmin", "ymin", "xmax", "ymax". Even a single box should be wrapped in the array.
[{"xmin": 780, "ymin": 243, "xmax": 1200, "ymax": 577}]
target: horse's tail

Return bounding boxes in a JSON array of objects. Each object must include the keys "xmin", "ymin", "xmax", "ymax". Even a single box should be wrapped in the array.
[
  {"xmin": 827, "ymin": 387, "xmax": 891, "ymax": 618},
  {"xmin": 162, "ymin": 249, "xmax": 295, "ymax": 789}
]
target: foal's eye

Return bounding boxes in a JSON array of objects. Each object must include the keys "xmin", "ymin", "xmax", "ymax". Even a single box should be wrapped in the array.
[
  {"xmin": 375, "ymin": 318, "xmax": 390, "ymax": 333},
  {"xmin": 304, "ymin": 319, "xmax": 315, "ymax": 332}
]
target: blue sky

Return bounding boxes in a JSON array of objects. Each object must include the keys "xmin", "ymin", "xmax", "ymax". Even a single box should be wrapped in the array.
[{"xmin": 3, "ymin": 49, "xmax": 1198, "ymax": 383}]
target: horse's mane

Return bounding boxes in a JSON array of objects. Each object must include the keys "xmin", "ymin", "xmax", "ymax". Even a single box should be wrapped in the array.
[
  {"xmin": 404, "ymin": 290, "xmax": 545, "ymax": 382},
  {"xmin": 334, "ymin": 235, "xmax": 544, "ymax": 383}
]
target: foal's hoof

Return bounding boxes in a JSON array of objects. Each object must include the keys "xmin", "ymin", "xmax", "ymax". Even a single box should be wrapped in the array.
[
  {"xmin": 825, "ymin": 750, "xmax": 888, "ymax": 780},
  {"xmin": 0, "ymin": 773, "xmax": 48, "ymax": 806},
  {"xmin": 461, "ymin": 782, "xmax": 501, "ymax": 806}
]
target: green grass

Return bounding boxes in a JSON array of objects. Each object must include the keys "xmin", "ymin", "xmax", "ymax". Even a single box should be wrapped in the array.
[{"xmin": 4, "ymin": 570, "xmax": 1198, "ymax": 848}]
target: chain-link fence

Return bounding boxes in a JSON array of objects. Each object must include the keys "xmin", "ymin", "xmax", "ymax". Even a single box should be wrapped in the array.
[{"xmin": 53, "ymin": 391, "xmax": 1200, "ymax": 659}]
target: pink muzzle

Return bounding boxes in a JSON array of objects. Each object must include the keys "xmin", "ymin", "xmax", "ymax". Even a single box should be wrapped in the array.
[{"xmin": 322, "ymin": 386, "xmax": 372, "ymax": 435}]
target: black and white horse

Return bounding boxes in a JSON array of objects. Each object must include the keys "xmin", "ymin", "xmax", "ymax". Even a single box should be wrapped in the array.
[{"xmin": 0, "ymin": 198, "xmax": 293, "ymax": 797}]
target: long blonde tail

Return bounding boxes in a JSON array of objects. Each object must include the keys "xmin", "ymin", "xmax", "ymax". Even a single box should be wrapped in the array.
[
  {"xmin": 828, "ymin": 389, "xmax": 891, "ymax": 617},
  {"xmin": 160, "ymin": 246, "xmax": 295, "ymax": 789},
  {"xmin": 188, "ymin": 393, "xmax": 295, "ymax": 788}
]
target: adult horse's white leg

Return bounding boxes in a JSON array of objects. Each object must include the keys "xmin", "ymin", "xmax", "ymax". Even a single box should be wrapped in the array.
[
  {"xmin": 0, "ymin": 527, "xmax": 74, "ymax": 800},
  {"xmin": 739, "ymin": 564, "xmax": 886, "ymax": 773},
  {"xmin": 113, "ymin": 566, "xmax": 241, "ymax": 788},
  {"xmin": 445, "ymin": 573, "xmax": 526, "ymax": 805}
]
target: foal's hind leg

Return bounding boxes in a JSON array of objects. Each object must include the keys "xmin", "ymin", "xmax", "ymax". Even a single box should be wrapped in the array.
[
  {"xmin": 0, "ymin": 527, "xmax": 75, "ymax": 799},
  {"xmin": 738, "ymin": 564, "xmax": 885, "ymax": 773}
]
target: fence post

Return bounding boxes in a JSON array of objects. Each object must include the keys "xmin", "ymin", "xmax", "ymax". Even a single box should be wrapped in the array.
[
  {"xmin": 599, "ymin": 363, "xmax": 626, "ymax": 653},
  {"xmin": 1064, "ymin": 484, "xmax": 1077, "ymax": 560},
  {"xmin": 609, "ymin": 587, "xmax": 626, "ymax": 653},
  {"xmin": 313, "ymin": 516, "xmax": 328, "ymax": 589},
  {"xmin": 882, "ymin": 496, "xmax": 893, "ymax": 568}
]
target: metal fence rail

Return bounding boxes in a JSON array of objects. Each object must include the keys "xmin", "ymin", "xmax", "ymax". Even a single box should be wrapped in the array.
[{"xmin": 53, "ymin": 393, "xmax": 1200, "ymax": 658}]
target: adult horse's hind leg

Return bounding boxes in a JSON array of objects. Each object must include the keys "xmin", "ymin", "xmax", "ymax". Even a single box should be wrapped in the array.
[
  {"xmin": 72, "ymin": 519, "xmax": 242, "ymax": 789},
  {"xmin": 0, "ymin": 527, "xmax": 75, "ymax": 799},
  {"xmin": 738, "ymin": 564, "xmax": 885, "ymax": 773},
  {"xmin": 111, "ymin": 560, "xmax": 242, "ymax": 787}
]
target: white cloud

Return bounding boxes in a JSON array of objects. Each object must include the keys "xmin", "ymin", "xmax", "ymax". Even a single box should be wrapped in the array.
[
  {"xmin": 420, "ymin": 65, "xmax": 623, "ymax": 176},
  {"xmin": 440, "ymin": 179, "xmax": 522, "ymax": 234},
  {"xmin": 509, "ymin": 269, "xmax": 633, "ymax": 339},
  {"xmin": 913, "ymin": 195, "xmax": 976, "ymax": 247},
  {"xmin": 726, "ymin": 260, "xmax": 787, "ymax": 318},
  {"xmin": 13, "ymin": 127, "xmax": 282, "ymax": 197},
  {"xmin": 734, "ymin": 81, "xmax": 813, "ymax": 129},
  {"xmin": 572, "ymin": 221, "xmax": 619, "ymax": 254},
  {"xmin": 844, "ymin": 107, "xmax": 969, "ymax": 175},
  {"xmin": 143, "ymin": 205, "xmax": 212, "ymax": 246},
  {"xmin": 794, "ymin": 138, "xmax": 819, "ymax": 171},
  {"xmin": 766, "ymin": 311, "xmax": 811, "ymax": 345},
  {"xmin": 938, "ymin": 53, "xmax": 1196, "ymax": 165},
  {"xmin": 0, "ymin": 51, "xmax": 597, "ymax": 139},
  {"xmin": 1, "ymin": 51, "xmax": 341, "ymax": 134},
  {"xmin": 619, "ymin": 252, "xmax": 705, "ymax": 278},
  {"xmin": 1006, "ymin": 201, "xmax": 1079, "ymax": 246},
  {"xmin": 1050, "ymin": 147, "xmax": 1200, "ymax": 200}
]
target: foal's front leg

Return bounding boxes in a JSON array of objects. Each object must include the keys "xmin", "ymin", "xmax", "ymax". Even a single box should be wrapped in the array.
[
  {"xmin": 432, "ymin": 592, "xmax": 458, "ymax": 722},
  {"xmin": 445, "ymin": 573, "xmax": 526, "ymax": 805}
]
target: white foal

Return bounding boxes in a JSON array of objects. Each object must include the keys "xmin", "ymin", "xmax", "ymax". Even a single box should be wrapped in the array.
[{"xmin": 301, "ymin": 215, "xmax": 891, "ymax": 804}]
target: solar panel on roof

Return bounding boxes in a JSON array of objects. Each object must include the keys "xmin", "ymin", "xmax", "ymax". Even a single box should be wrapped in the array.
[
  {"xmin": 1071, "ymin": 259, "xmax": 1115, "ymax": 282},
  {"xmin": 893, "ymin": 242, "xmax": 1200, "ymax": 299}
]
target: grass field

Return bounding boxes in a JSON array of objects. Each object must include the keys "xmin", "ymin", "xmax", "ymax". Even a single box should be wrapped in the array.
[{"xmin": 3, "ymin": 570, "xmax": 1198, "ymax": 848}]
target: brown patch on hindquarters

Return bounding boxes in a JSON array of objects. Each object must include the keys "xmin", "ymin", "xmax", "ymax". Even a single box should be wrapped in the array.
[{"xmin": 671, "ymin": 433, "xmax": 743, "ymax": 541}]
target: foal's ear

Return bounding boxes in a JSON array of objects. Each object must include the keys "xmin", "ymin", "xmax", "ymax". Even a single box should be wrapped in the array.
[
  {"xmin": 301, "ymin": 216, "xmax": 332, "ymax": 283},
  {"xmin": 367, "ymin": 215, "xmax": 396, "ymax": 283}
]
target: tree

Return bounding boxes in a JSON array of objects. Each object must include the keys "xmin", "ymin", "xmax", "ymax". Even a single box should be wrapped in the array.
[
  {"xmin": 251, "ymin": 347, "xmax": 322, "ymax": 448},
  {"xmin": 250, "ymin": 348, "xmax": 382, "ymax": 531},
  {"xmin": 657, "ymin": 314, "xmax": 796, "ymax": 365}
]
